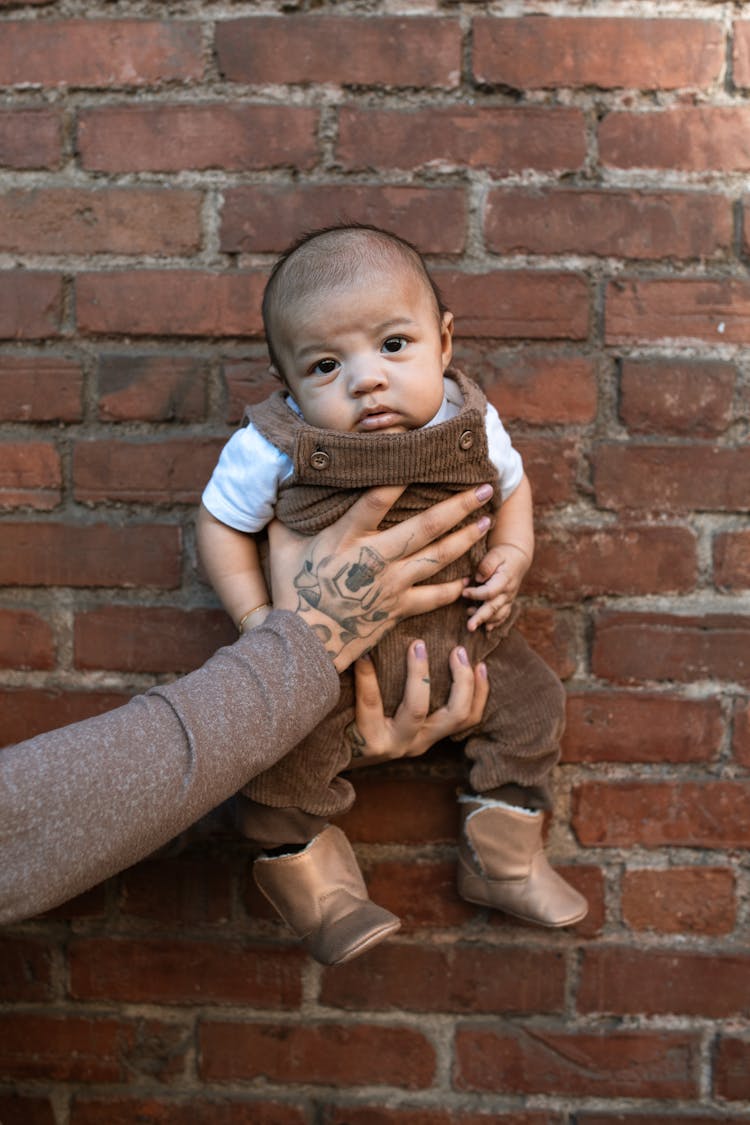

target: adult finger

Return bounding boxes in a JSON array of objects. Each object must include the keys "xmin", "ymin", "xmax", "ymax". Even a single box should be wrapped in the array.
[
  {"xmin": 396, "ymin": 512, "xmax": 492, "ymax": 593},
  {"xmin": 389, "ymin": 640, "xmax": 432, "ymax": 749},
  {"xmin": 414, "ymin": 648, "xmax": 489, "ymax": 747},
  {"xmin": 448, "ymin": 655, "xmax": 490, "ymax": 735},
  {"xmin": 352, "ymin": 654, "xmax": 387, "ymax": 746},
  {"xmin": 334, "ymin": 484, "xmax": 409, "ymax": 537},
  {"xmin": 373, "ymin": 483, "xmax": 494, "ymax": 560}
]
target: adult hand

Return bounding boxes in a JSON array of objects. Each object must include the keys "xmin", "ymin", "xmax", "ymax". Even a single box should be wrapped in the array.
[
  {"xmin": 268, "ymin": 483, "xmax": 493, "ymax": 672},
  {"xmin": 346, "ymin": 640, "xmax": 489, "ymax": 766}
]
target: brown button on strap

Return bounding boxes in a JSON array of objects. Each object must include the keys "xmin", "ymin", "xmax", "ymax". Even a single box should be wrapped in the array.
[
  {"xmin": 459, "ymin": 430, "xmax": 474, "ymax": 450},
  {"xmin": 310, "ymin": 449, "xmax": 330, "ymax": 470}
]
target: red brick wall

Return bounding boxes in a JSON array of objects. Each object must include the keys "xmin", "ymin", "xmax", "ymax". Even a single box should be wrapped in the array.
[{"xmin": 1, "ymin": 3, "xmax": 748, "ymax": 1122}]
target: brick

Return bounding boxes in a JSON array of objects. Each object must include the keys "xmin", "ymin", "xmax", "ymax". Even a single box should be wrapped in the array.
[
  {"xmin": 563, "ymin": 691, "xmax": 723, "ymax": 764},
  {"xmin": 0, "ymin": 936, "xmax": 54, "ymax": 1000},
  {"xmin": 461, "ymin": 349, "xmax": 597, "ymax": 425},
  {"xmin": 621, "ymin": 867, "xmax": 735, "ymax": 935},
  {"xmin": 733, "ymin": 22, "xmax": 750, "ymax": 87},
  {"xmin": 714, "ymin": 530, "xmax": 750, "ymax": 591},
  {"xmin": 199, "ymin": 1021, "xmax": 435, "ymax": 1088},
  {"xmin": 0, "ymin": 1013, "xmax": 135, "ymax": 1081},
  {"xmin": 517, "ymin": 438, "xmax": 579, "ymax": 509},
  {"xmin": 572, "ymin": 781, "xmax": 750, "ymax": 848},
  {"xmin": 0, "ymin": 356, "xmax": 82, "ymax": 421},
  {"xmin": 0, "ymin": 441, "xmax": 61, "ymax": 510},
  {"xmin": 715, "ymin": 1036, "xmax": 750, "ymax": 1100},
  {"xmin": 120, "ymin": 855, "xmax": 232, "ymax": 925},
  {"xmin": 579, "ymin": 947, "xmax": 750, "ymax": 1018},
  {"xmin": 607, "ymin": 278, "xmax": 750, "ymax": 345},
  {"xmin": 0, "ymin": 523, "xmax": 181, "ymax": 587},
  {"xmin": 78, "ymin": 105, "xmax": 318, "ymax": 172},
  {"xmin": 485, "ymin": 189, "xmax": 729, "ymax": 259},
  {"xmin": 0, "ymin": 108, "xmax": 61, "ymax": 168},
  {"xmin": 601, "ymin": 107, "xmax": 750, "ymax": 171},
  {"xmin": 0, "ymin": 608, "xmax": 54, "ymax": 670},
  {"xmin": 0, "ymin": 188, "xmax": 202, "ymax": 255},
  {"xmin": 0, "ymin": 688, "xmax": 128, "ymax": 746},
  {"xmin": 73, "ymin": 437, "xmax": 224, "ymax": 504},
  {"xmin": 592, "ymin": 611, "xmax": 750, "ymax": 686},
  {"xmin": 0, "ymin": 1095, "xmax": 55, "ymax": 1125},
  {"xmin": 74, "ymin": 606, "xmax": 235, "ymax": 673},
  {"xmin": 324, "ymin": 1111, "xmax": 556, "ymax": 1125},
  {"xmin": 98, "ymin": 354, "xmax": 209, "ymax": 421},
  {"xmin": 578, "ymin": 1115, "xmax": 749, "ymax": 1125},
  {"xmin": 338, "ymin": 777, "xmax": 458, "ymax": 844},
  {"xmin": 733, "ymin": 699, "xmax": 750, "ymax": 766},
  {"xmin": 527, "ymin": 525, "xmax": 697, "ymax": 598},
  {"xmin": 365, "ymin": 859, "xmax": 474, "ymax": 930},
  {"xmin": 0, "ymin": 20, "xmax": 202, "ymax": 87},
  {"xmin": 473, "ymin": 17, "xmax": 723, "ymax": 90},
  {"xmin": 77, "ymin": 271, "xmax": 266, "ymax": 337},
  {"xmin": 337, "ymin": 107, "xmax": 586, "ymax": 175},
  {"xmin": 439, "ymin": 271, "xmax": 589, "ymax": 341},
  {"xmin": 224, "ymin": 359, "xmax": 281, "ymax": 424},
  {"xmin": 220, "ymin": 184, "xmax": 467, "ymax": 255},
  {"xmin": 517, "ymin": 606, "xmax": 578, "ymax": 681},
  {"xmin": 217, "ymin": 16, "xmax": 460, "ymax": 88},
  {"xmin": 454, "ymin": 1025, "xmax": 698, "ymax": 1098},
  {"xmin": 543, "ymin": 865, "xmax": 605, "ymax": 939},
  {"xmin": 0, "ymin": 272, "xmax": 62, "ymax": 339},
  {"xmin": 320, "ymin": 943, "xmax": 565, "ymax": 1014},
  {"xmin": 71, "ymin": 1099, "xmax": 307, "ymax": 1125},
  {"xmin": 619, "ymin": 358, "xmax": 735, "ymax": 436},
  {"xmin": 70, "ymin": 937, "xmax": 302, "ymax": 1006},
  {"xmin": 593, "ymin": 443, "xmax": 750, "ymax": 513}
]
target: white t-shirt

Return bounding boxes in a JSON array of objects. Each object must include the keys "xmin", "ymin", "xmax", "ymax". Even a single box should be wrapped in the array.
[{"xmin": 202, "ymin": 377, "xmax": 524, "ymax": 534}]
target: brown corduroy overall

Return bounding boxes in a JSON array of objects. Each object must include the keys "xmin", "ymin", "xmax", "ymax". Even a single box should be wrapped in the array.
[{"xmin": 238, "ymin": 371, "xmax": 565, "ymax": 838}]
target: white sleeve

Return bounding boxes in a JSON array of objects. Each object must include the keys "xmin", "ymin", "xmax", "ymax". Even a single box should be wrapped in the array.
[
  {"xmin": 201, "ymin": 423, "xmax": 293, "ymax": 533},
  {"xmin": 484, "ymin": 402, "xmax": 524, "ymax": 502}
]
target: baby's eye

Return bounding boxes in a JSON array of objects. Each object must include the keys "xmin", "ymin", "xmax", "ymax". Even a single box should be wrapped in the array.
[
  {"xmin": 311, "ymin": 357, "xmax": 339, "ymax": 376},
  {"xmin": 382, "ymin": 336, "xmax": 407, "ymax": 354}
]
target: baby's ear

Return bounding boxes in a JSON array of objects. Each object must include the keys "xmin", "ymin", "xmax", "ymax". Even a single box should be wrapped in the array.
[
  {"xmin": 268, "ymin": 363, "xmax": 283, "ymax": 383},
  {"xmin": 441, "ymin": 310, "xmax": 454, "ymax": 370}
]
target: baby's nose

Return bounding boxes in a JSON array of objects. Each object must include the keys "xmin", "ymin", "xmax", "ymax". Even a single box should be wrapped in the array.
[{"xmin": 349, "ymin": 361, "xmax": 386, "ymax": 393}]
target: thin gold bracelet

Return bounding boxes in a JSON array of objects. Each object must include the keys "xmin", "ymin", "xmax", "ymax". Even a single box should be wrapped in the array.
[{"xmin": 237, "ymin": 603, "xmax": 271, "ymax": 633}]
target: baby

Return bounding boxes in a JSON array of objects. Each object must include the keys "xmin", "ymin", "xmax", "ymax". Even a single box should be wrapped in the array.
[{"xmin": 198, "ymin": 225, "xmax": 587, "ymax": 964}]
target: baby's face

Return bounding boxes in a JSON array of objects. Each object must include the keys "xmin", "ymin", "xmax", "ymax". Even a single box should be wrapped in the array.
[{"xmin": 271, "ymin": 267, "xmax": 453, "ymax": 434}]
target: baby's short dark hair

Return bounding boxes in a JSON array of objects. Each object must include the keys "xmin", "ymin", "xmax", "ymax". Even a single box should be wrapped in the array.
[{"xmin": 262, "ymin": 223, "xmax": 447, "ymax": 376}]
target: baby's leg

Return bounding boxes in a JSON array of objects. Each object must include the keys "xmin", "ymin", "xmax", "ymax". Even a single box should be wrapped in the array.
[
  {"xmin": 235, "ymin": 688, "xmax": 400, "ymax": 965},
  {"xmin": 235, "ymin": 795, "xmax": 327, "ymax": 850},
  {"xmin": 456, "ymin": 631, "xmax": 586, "ymax": 927},
  {"xmin": 462, "ymin": 628, "xmax": 565, "ymax": 802}
]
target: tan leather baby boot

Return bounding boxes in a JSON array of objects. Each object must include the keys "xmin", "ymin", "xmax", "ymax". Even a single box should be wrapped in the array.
[
  {"xmin": 457, "ymin": 796, "xmax": 588, "ymax": 927},
  {"xmin": 253, "ymin": 824, "xmax": 400, "ymax": 965}
]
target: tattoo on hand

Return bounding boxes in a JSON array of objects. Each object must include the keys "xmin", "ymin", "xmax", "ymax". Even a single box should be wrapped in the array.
[{"xmin": 293, "ymin": 545, "xmax": 392, "ymax": 653}]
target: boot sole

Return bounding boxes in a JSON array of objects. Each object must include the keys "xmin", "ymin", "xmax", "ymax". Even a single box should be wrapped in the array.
[
  {"xmin": 327, "ymin": 916, "xmax": 402, "ymax": 965},
  {"xmin": 459, "ymin": 885, "xmax": 587, "ymax": 928}
]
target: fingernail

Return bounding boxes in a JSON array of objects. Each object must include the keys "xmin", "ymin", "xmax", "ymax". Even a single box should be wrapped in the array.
[
  {"xmin": 360, "ymin": 651, "xmax": 373, "ymax": 662},
  {"xmin": 476, "ymin": 516, "xmax": 491, "ymax": 533},
  {"xmin": 457, "ymin": 646, "xmax": 469, "ymax": 666},
  {"xmin": 415, "ymin": 640, "xmax": 427, "ymax": 659},
  {"xmin": 478, "ymin": 662, "xmax": 487, "ymax": 679},
  {"xmin": 475, "ymin": 484, "xmax": 493, "ymax": 502}
]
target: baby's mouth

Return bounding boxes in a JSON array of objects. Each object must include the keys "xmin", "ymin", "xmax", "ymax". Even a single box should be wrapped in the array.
[{"xmin": 356, "ymin": 406, "xmax": 401, "ymax": 431}]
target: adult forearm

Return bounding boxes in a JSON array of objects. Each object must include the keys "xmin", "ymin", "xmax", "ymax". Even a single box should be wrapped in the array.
[{"xmin": 0, "ymin": 612, "xmax": 339, "ymax": 924}]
